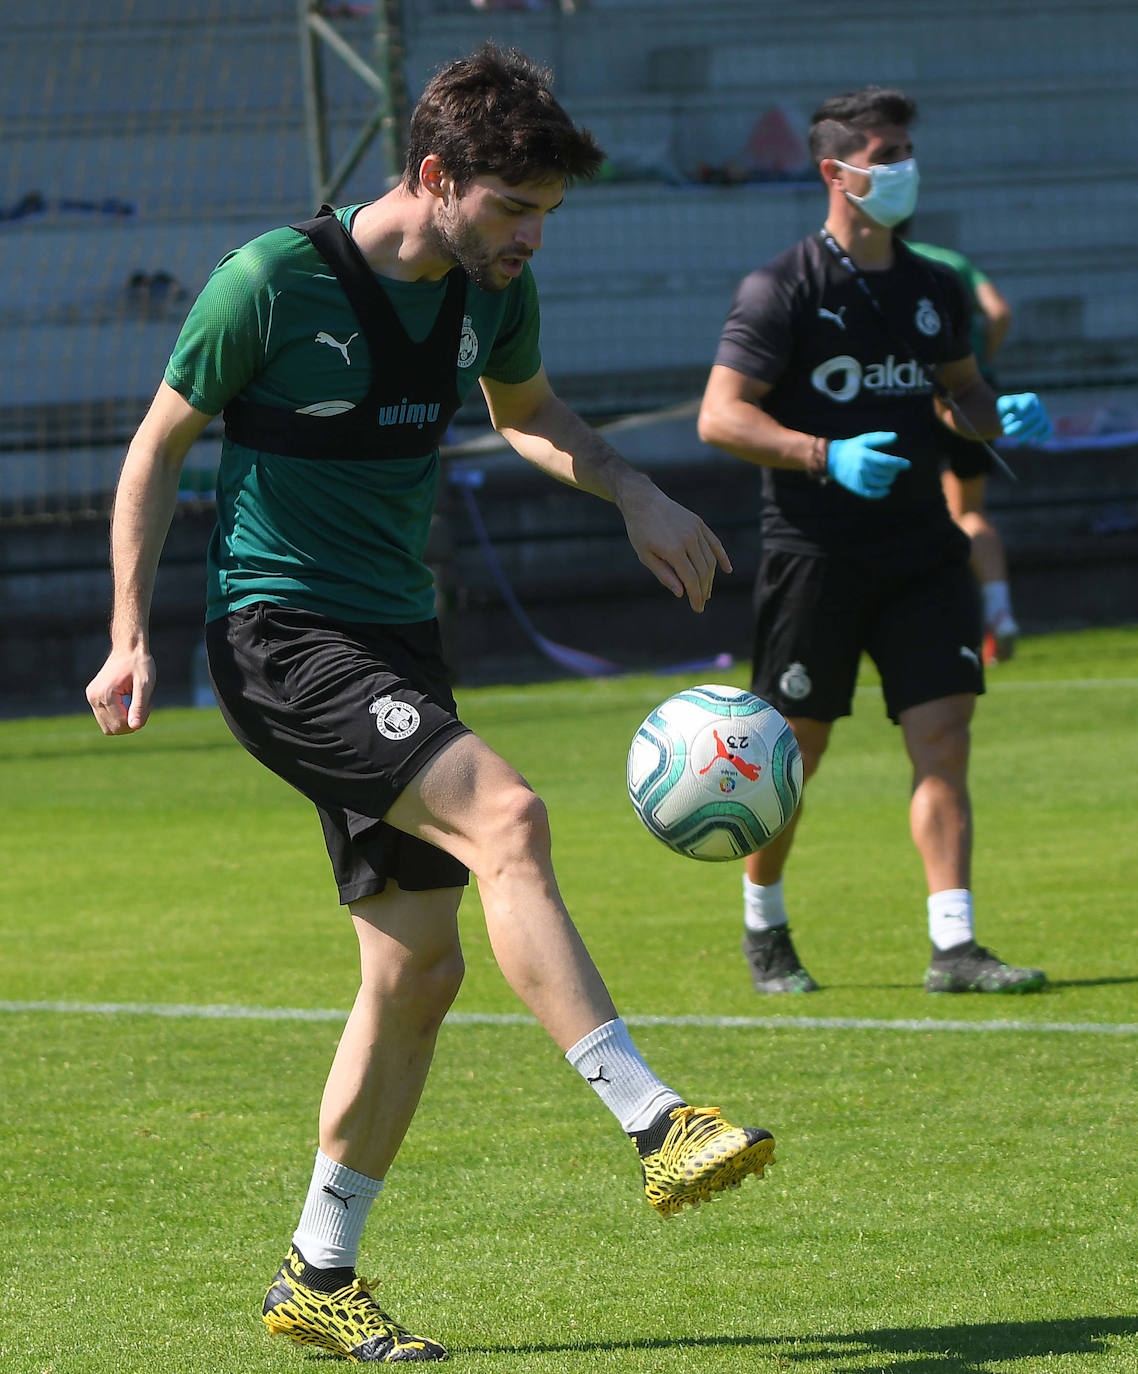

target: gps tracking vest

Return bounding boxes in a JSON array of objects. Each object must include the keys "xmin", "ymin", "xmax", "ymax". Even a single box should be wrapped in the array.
[{"xmin": 223, "ymin": 205, "xmax": 466, "ymax": 461}]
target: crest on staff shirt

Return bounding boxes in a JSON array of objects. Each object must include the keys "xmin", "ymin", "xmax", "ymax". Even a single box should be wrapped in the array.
[{"xmin": 915, "ymin": 297, "xmax": 941, "ymax": 337}]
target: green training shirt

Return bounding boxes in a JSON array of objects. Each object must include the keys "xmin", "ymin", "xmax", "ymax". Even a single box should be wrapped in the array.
[{"xmin": 164, "ymin": 205, "xmax": 542, "ymax": 623}]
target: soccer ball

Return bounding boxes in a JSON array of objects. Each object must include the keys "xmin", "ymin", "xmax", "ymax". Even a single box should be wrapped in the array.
[{"xmin": 627, "ymin": 684, "xmax": 802, "ymax": 862}]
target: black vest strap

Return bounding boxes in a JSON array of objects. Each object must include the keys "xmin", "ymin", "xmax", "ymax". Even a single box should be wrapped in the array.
[{"xmin": 223, "ymin": 206, "xmax": 466, "ymax": 461}]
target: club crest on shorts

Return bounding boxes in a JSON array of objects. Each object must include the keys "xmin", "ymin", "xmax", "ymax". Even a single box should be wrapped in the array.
[
  {"xmin": 369, "ymin": 696, "xmax": 421, "ymax": 741},
  {"xmin": 778, "ymin": 661, "xmax": 812, "ymax": 702}
]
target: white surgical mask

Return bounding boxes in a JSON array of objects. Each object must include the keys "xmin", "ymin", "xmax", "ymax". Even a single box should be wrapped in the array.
[{"xmin": 834, "ymin": 156, "xmax": 920, "ymax": 228}]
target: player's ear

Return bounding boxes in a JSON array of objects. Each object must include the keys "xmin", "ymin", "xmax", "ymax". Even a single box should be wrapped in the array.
[{"xmin": 419, "ymin": 155, "xmax": 454, "ymax": 202}]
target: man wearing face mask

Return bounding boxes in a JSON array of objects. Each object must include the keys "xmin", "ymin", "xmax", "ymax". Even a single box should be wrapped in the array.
[{"xmin": 698, "ymin": 85, "xmax": 1051, "ymax": 997}]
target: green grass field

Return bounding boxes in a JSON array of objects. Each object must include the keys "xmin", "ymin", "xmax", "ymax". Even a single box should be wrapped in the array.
[{"xmin": 2, "ymin": 627, "xmax": 1136, "ymax": 1373}]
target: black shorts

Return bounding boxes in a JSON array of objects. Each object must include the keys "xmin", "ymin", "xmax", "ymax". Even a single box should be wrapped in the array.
[
  {"xmin": 941, "ymin": 429, "xmax": 994, "ymax": 481},
  {"xmin": 750, "ymin": 549, "xmax": 984, "ymax": 724},
  {"xmin": 206, "ymin": 604, "xmax": 471, "ymax": 904}
]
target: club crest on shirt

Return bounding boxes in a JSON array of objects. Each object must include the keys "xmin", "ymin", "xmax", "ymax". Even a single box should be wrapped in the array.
[
  {"xmin": 457, "ymin": 314, "xmax": 479, "ymax": 368},
  {"xmin": 369, "ymin": 696, "xmax": 421, "ymax": 741},
  {"xmin": 915, "ymin": 297, "xmax": 941, "ymax": 337}
]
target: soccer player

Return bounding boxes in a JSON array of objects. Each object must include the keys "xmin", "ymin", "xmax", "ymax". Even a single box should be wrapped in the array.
[
  {"xmin": 902, "ymin": 230, "xmax": 1024, "ymax": 664},
  {"xmin": 697, "ymin": 85, "xmax": 1051, "ymax": 999},
  {"xmin": 85, "ymin": 45, "xmax": 773, "ymax": 1365}
]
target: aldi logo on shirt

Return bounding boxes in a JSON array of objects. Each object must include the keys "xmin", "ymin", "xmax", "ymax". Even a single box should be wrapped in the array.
[{"xmin": 811, "ymin": 353, "xmax": 930, "ymax": 403}]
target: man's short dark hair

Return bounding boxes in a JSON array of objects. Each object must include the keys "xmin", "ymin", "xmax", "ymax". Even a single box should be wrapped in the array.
[
  {"xmin": 404, "ymin": 43, "xmax": 604, "ymax": 192},
  {"xmin": 808, "ymin": 86, "xmax": 917, "ymax": 167}
]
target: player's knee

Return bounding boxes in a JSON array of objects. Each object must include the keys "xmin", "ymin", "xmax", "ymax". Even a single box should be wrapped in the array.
[
  {"xmin": 957, "ymin": 511, "xmax": 992, "ymax": 539},
  {"xmin": 425, "ymin": 944, "xmax": 466, "ymax": 1019},
  {"xmin": 499, "ymin": 782, "xmax": 552, "ymax": 856},
  {"xmin": 918, "ymin": 718, "xmax": 971, "ymax": 775},
  {"xmin": 789, "ymin": 721, "xmax": 830, "ymax": 780},
  {"xmin": 473, "ymin": 780, "xmax": 552, "ymax": 877},
  {"xmin": 386, "ymin": 943, "xmax": 465, "ymax": 1029}
]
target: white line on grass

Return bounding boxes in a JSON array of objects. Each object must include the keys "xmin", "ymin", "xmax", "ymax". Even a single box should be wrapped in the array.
[{"xmin": 1, "ymin": 1001, "xmax": 1135, "ymax": 1035}]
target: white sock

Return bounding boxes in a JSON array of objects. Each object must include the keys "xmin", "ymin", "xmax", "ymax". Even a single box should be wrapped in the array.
[
  {"xmin": 292, "ymin": 1149, "xmax": 384, "ymax": 1269},
  {"xmin": 565, "ymin": 1017, "xmax": 684, "ymax": 1134},
  {"xmin": 927, "ymin": 889, "xmax": 975, "ymax": 951},
  {"xmin": 982, "ymin": 581, "xmax": 1012, "ymax": 625},
  {"xmin": 743, "ymin": 874, "xmax": 788, "ymax": 931}
]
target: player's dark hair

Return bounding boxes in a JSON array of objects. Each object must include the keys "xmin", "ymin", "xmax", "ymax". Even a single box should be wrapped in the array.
[
  {"xmin": 808, "ymin": 86, "xmax": 918, "ymax": 166},
  {"xmin": 404, "ymin": 43, "xmax": 604, "ymax": 192}
]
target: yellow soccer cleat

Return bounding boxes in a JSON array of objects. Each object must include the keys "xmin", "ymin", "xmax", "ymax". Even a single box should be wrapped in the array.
[
  {"xmin": 634, "ymin": 1105, "xmax": 775, "ymax": 1219},
  {"xmin": 262, "ymin": 1245, "xmax": 447, "ymax": 1363}
]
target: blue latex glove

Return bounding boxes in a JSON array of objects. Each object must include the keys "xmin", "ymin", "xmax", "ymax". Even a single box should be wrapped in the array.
[
  {"xmin": 826, "ymin": 431, "xmax": 911, "ymax": 499},
  {"xmin": 996, "ymin": 392, "xmax": 1053, "ymax": 446}
]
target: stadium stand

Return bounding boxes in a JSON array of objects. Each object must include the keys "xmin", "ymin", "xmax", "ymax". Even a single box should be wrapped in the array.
[{"xmin": 2, "ymin": 0, "xmax": 1136, "ymax": 700}]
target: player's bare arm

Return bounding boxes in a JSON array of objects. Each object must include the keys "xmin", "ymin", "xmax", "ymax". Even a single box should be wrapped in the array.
[
  {"xmin": 86, "ymin": 382, "xmax": 215, "ymax": 735},
  {"xmin": 698, "ymin": 365, "xmax": 821, "ymax": 473},
  {"xmin": 932, "ymin": 354, "xmax": 1002, "ymax": 441},
  {"xmin": 482, "ymin": 367, "xmax": 731, "ymax": 613},
  {"xmin": 974, "ymin": 279, "xmax": 1013, "ymax": 359}
]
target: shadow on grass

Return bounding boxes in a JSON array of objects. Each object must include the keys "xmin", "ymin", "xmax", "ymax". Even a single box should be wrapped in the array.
[
  {"xmin": 825, "ymin": 978, "xmax": 1138, "ymax": 993},
  {"xmin": 1045, "ymin": 976, "xmax": 1138, "ymax": 989},
  {"xmin": 451, "ymin": 1314, "xmax": 1138, "ymax": 1368},
  {"xmin": 0, "ymin": 735, "xmax": 241, "ymax": 764}
]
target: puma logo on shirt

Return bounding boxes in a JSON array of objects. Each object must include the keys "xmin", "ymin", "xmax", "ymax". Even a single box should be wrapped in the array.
[{"xmin": 315, "ymin": 330, "xmax": 359, "ymax": 363}]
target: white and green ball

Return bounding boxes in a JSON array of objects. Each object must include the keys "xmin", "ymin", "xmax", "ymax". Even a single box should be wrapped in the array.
[{"xmin": 627, "ymin": 684, "xmax": 802, "ymax": 861}]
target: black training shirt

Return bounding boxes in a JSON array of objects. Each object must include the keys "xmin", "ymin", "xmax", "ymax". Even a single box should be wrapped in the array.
[{"xmin": 714, "ymin": 233, "xmax": 975, "ymax": 571}]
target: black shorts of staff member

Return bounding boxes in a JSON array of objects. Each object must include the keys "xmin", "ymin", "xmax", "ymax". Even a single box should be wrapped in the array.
[
  {"xmin": 750, "ymin": 549, "xmax": 985, "ymax": 725},
  {"xmin": 206, "ymin": 603, "xmax": 472, "ymax": 904}
]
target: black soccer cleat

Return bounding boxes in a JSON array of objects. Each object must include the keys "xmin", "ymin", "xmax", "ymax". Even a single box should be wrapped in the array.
[
  {"xmin": 742, "ymin": 925, "xmax": 819, "ymax": 994},
  {"xmin": 924, "ymin": 939, "xmax": 1047, "ymax": 994}
]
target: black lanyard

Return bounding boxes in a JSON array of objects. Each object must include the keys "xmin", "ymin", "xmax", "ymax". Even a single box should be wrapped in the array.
[
  {"xmin": 817, "ymin": 227, "xmax": 938, "ymax": 384},
  {"xmin": 818, "ymin": 227, "xmax": 894, "ymax": 324}
]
